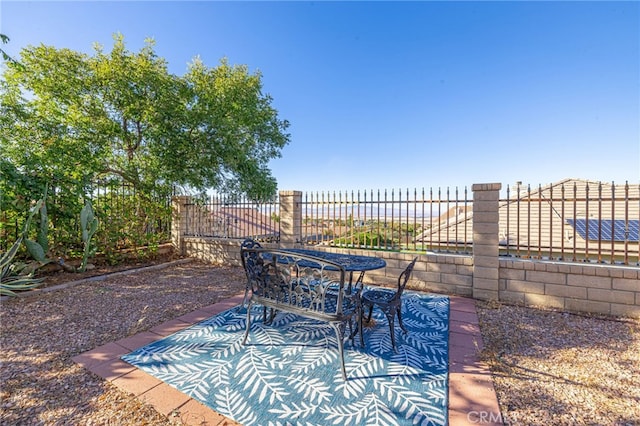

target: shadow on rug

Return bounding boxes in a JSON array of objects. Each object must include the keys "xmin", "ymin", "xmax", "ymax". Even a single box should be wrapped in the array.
[{"xmin": 122, "ymin": 290, "xmax": 449, "ymax": 426}]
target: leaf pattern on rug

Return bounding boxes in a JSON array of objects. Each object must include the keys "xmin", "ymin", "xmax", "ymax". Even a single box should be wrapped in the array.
[
  {"xmin": 132, "ymin": 340, "xmax": 211, "ymax": 363},
  {"xmin": 122, "ymin": 291, "xmax": 449, "ymax": 426},
  {"xmin": 268, "ymin": 400, "xmax": 320, "ymax": 420},
  {"xmin": 288, "ymin": 375, "xmax": 332, "ymax": 404},
  {"xmin": 321, "ymin": 393, "xmax": 398, "ymax": 426},
  {"xmin": 235, "ymin": 347, "xmax": 290, "ymax": 404},
  {"xmin": 214, "ymin": 386, "xmax": 257, "ymax": 425},
  {"xmin": 374, "ymin": 378, "xmax": 448, "ymax": 425}
]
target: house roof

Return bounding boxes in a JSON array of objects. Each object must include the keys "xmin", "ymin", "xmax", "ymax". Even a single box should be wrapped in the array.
[
  {"xmin": 212, "ymin": 207, "xmax": 278, "ymax": 238},
  {"xmin": 185, "ymin": 205, "xmax": 278, "ymax": 239},
  {"xmin": 415, "ymin": 178, "xmax": 640, "ymax": 249}
]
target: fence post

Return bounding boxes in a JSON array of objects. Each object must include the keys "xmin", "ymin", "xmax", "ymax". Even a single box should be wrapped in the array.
[
  {"xmin": 472, "ymin": 183, "xmax": 502, "ymax": 301},
  {"xmin": 279, "ymin": 190, "xmax": 302, "ymax": 247},
  {"xmin": 171, "ymin": 195, "xmax": 190, "ymax": 256}
]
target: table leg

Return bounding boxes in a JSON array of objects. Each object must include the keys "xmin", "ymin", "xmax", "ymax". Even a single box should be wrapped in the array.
[{"xmin": 347, "ymin": 271, "xmax": 365, "ymax": 293}]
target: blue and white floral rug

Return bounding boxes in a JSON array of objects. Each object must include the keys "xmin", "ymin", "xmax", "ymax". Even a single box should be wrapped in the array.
[{"xmin": 122, "ymin": 290, "xmax": 449, "ymax": 426}]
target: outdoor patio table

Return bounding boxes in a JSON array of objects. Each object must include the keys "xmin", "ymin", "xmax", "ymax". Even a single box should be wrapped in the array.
[
  {"xmin": 276, "ymin": 248, "xmax": 386, "ymax": 290},
  {"xmin": 263, "ymin": 248, "xmax": 386, "ymax": 346}
]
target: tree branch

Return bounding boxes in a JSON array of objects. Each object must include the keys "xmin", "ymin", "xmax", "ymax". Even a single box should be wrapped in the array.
[{"xmin": 134, "ymin": 120, "xmax": 142, "ymax": 151}]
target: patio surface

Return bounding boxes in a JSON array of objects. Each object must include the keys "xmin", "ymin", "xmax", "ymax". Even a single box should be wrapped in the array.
[{"xmin": 73, "ymin": 293, "xmax": 502, "ymax": 426}]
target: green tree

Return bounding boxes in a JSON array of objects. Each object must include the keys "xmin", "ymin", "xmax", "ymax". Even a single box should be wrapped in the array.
[
  {"xmin": 0, "ymin": 34, "xmax": 19, "ymax": 65},
  {"xmin": 0, "ymin": 33, "xmax": 290, "ymax": 202}
]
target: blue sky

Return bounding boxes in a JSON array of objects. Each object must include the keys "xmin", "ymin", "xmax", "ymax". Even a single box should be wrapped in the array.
[{"xmin": 1, "ymin": 1, "xmax": 638, "ymax": 193}]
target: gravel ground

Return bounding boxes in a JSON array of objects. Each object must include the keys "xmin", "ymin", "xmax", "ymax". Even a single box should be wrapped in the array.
[
  {"xmin": 1, "ymin": 260, "xmax": 638, "ymax": 425},
  {"xmin": 0, "ymin": 260, "xmax": 246, "ymax": 426},
  {"xmin": 476, "ymin": 301, "xmax": 640, "ymax": 426}
]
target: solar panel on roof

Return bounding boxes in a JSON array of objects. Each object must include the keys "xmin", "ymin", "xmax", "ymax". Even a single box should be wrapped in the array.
[{"xmin": 566, "ymin": 219, "xmax": 640, "ymax": 242}]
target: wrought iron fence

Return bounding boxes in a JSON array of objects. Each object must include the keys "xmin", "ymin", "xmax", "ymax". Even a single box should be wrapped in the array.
[
  {"xmin": 183, "ymin": 193, "xmax": 280, "ymax": 243},
  {"xmin": 89, "ymin": 181, "xmax": 173, "ymax": 250},
  {"xmin": 0, "ymin": 181, "xmax": 173, "ymax": 254},
  {"xmin": 300, "ymin": 180, "xmax": 639, "ymax": 266},
  {"xmin": 301, "ymin": 188, "xmax": 473, "ymax": 254},
  {"xmin": 501, "ymin": 181, "xmax": 639, "ymax": 265},
  {"xmin": 179, "ymin": 180, "xmax": 639, "ymax": 266}
]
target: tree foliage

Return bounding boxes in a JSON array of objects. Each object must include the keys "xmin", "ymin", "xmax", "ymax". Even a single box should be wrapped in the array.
[
  {"xmin": 0, "ymin": 33, "xmax": 19, "ymax": 65},
  {"xmin": 1, "ymin": 33, "xmax": 289, "ymax": 257},
  {"xmin": 0, "ymin": 33, "xmax": 290, "ymax": 202}
]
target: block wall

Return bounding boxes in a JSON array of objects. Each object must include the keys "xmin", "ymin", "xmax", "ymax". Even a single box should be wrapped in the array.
[
  {"xmin": 499, "ymin": 258, "xmax": 640, "ymax": 318},
  {"xmin": 174, "ymin": 186, "xmax": 640, "ymax": 319}
]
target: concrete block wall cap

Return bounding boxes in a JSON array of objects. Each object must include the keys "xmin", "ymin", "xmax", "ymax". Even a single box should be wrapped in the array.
[{"xmin": 472, "ymin": 183, "xmax": 502, "ymax": 191}]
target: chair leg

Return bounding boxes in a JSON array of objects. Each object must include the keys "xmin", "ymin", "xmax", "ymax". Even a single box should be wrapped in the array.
[
  {"xmin": 266, "ymin": 307, "xmax": 277, "ymax": 325},
  {"xmin": 387, "ymin": 312, "xmax": 397, "ymax": 351},
  {"xmin": 349, "ymin": 305, "xmax": 365, "ymax": 348},
  {"xmin": 366, "ymin": 305, "xmax": 374, "ymax": 323},
  {"xmin": 359, "ymin": 306, "xmax": 365, "ymax": 347},
  {"xmin": 397, "ymin": 306, "xmax": 407, "ymax": 333},
  {"xmin": 242, "ymin": 303, "xmax": 252, "ymax": 344},
  {"xmin": 347, "ymin": 316, "xmax": 354, "ymax": 343},
  {"xmin": 330, "ymin": 322, "xmax": 348, "ymax": 380},
  {"xmin": 242, "ymin": 287, "xmax": 249, "ymax": 307}
]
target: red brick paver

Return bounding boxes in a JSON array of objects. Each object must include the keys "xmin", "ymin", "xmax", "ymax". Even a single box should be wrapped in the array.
[{"xmin": 448, "ymin": 296, "xmax": 503, "ymax": 426}]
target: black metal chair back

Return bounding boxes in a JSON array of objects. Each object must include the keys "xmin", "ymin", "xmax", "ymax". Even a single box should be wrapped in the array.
[
  {"xmin": 391, "ymin": 257, "xmax": 417, "ymax": 303},
  {"xmin": 361, "ymin": 256, "xmax": 418, "ymax": 351},
  {"xmin": 240, "ymin": 238, "xmax": 263, "ymax": 306}
]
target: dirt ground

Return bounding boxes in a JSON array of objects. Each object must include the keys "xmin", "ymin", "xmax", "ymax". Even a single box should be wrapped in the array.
[{"xmin": 32, "ymin": 247, "xmax": 183, "ymax": 289}]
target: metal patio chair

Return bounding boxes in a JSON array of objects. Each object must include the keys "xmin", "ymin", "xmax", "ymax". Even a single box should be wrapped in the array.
[
  {"xmin": 360, "ymin": 257, "xmax": 418, "ymax": 351},
  {"xmin": 240, "ymin": 238, "xmax": 262, "ymax": 307}
]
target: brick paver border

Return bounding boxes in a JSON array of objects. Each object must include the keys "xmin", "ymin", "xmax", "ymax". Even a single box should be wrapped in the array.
[{"xmin": 73, "ymin": 294, "xmax": 503, "ymax": 426}]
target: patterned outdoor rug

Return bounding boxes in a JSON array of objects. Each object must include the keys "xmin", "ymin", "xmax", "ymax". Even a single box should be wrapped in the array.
[{"xmin": 122, "ymin": 290, "xmax": 449, "ymax": 426}]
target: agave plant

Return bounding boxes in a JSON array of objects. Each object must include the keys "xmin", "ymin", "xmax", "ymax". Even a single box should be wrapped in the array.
[
  {"xmin": 1, "ymin": 237, "xmax": 45, "ymax": 297},
  {"xmin": 1, "ymin": 197, "xmax": 46, "ymax": 297}
]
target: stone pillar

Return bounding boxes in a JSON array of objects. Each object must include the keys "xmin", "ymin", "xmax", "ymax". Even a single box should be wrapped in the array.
[
  {"xmin": 472, "ymin": 183, "xmax": 502, "ymax": 300},
  {"xmin": 171, "ymin": 195, "xmax": 190, "ymax": 256},
  {"xmin": 279, "ymin": 190, "xmax": 302, "ymax": 247}
]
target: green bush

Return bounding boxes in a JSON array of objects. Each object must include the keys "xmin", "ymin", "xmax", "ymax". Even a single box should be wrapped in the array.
[{"xmin": 1, "ymin": 180, "xmax": 171, "ymax": 265}]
